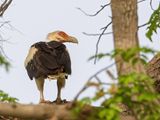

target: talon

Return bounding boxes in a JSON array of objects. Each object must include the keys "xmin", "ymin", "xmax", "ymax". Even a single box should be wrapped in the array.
[{"xmin": 53, "ymin": 99, "xmax": 68, "ymax": 104}]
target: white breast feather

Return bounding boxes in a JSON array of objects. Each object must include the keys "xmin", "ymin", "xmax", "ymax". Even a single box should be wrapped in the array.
[
  {"xmin": 24, "ymin": 47, "xmax": 38, "ymax": 67},
  {"xmin": 48, "ymin": 73, "xmax": 67, "ymax": 80}
]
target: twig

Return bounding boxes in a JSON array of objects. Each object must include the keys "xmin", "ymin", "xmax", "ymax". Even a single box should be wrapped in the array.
[
  {"xmin": 150, "ymin": 0, "xmax": 154, "ymax": 11},
  {"xmin": 94, "ymin": 75, "xmax": 113, "ymax": 86},
  {"xmin": 138, "ymin": 22, "xmax": 148, "ymax": 29},
  {"xmin": 82, "ymin": 32, "xmax": 113, "ymax": 36},
  {"xmin": 94, "ymin": 21, "xmax": 112, "ymax": 64},
  {"xmin": 138, "ymin": 0, "xmax": 147, "ymax": 3},
  {"xmin": 73, "ymin": 62, "xmax": 116, "ymax": 101},
  {"xmin": 77, "ymin": 2, "xmax": 110, "ymax": 17},
  {"xmin": 0, "ymin": 21, "xmax": 10, "ymax": 28},
  {"xmin": 106, "ymin": 70, "xmax": 116, "ymax": 80}
]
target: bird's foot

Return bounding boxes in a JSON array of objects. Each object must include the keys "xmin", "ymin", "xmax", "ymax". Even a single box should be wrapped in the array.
[
  {"xmin": 53, "ymin": 98, "xmax": 68, "ymax": 104},
  {"xmin": 39, "ymin": 100, "xmax": 52, "ymax": 104}
]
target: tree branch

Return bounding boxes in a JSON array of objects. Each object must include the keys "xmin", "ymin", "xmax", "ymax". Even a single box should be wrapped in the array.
[
  {"xmin": 150, "ymin": 0, "xmax": 154, "ymax": 11},
  {"xmin": 0, "ymin": 102, "xmax": 136, "ymax": 120},
  {"xmin": 0, "ymin": 102, "xmax": 73, "ymax": 120},
  {"xmin": 138, "ymin": 22, "xmax": 148, "ymax": 29},
  {"xmin": 138, "ymin": 0, "xmax": 147, "ymax": 3},
  {"xmin": 73, "ymin": 62, "xmax": 116, "ymax": 101},
  {"xmin": 0, "ymin": 0, "xmax": 13, "ymax": 16},
  {"xmin": 77, "ymin": 2, "xmax": 110, "ymax": 17},
  {"xmin": 82, "ymin": 32, "xmax": 112, "ymax": 36},
  {"xmin": 94, "ymin": 21, "xmax": 112, "ymax": 64}
]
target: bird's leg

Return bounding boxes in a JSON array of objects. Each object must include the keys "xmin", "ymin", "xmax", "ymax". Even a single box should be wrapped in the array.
[
  {"xmin": 55, "ymin": 77, "xmax": 65, "ymax": 104},
  {"xmin": 35, "ymin": 78, "xmax": 51, "ymax": 103}
]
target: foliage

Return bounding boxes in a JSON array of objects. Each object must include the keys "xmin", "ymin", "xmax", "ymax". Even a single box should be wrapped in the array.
[
  {"xmin": 74, "ymin": 1, "xmax": 160, "ymax": 120},
  {"xmin": 100, "ymin": 73, "xmax": 160, "ymax": 120},
  {"xmin": 74, "ymin": 45, "xmax": 160, "ymax": 120},
  {"xmin": 0, "ymin": 90, "xmax": 18, "ymax": 103},
  {"xmin": 146, "ymin": 4, "xmax": 160, "ymax": 41},
  {"xmin": 0, "ymin": 55, "xmax": 10, "ymax": 71},
  {"xmin": 74, "ymin": 74, "xmax": 160, "ymax": 120},
  {"xmin": 88, "ymin": 46, "xmax": 156, "ymax": 64}
]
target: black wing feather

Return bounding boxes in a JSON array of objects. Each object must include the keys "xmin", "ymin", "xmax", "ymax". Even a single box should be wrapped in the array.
[{"xmin": 25, "ymin": 41, "xmax": 71, "ymax": 80}]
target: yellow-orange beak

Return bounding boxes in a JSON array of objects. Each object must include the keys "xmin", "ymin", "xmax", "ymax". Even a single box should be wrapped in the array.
[{"xmin": 67, "ymin": 36, "xmax": 78, "ymax": 44}]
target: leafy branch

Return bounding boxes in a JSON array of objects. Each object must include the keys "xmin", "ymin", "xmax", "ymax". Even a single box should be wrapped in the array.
[
  {"xmin": 146, "ymin": 4, "xmax": 160, "ymax": 41},
  {"xmin": 0, "ymin": 90, "xmax": 18, "ymax": 103}
]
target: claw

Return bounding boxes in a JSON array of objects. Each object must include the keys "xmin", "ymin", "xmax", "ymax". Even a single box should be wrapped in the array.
[{"xmin": 53, "ymin": 99, "xmax": 68, "ymax": 104}]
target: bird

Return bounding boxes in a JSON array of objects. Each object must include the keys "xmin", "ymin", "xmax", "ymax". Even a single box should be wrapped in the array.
[{"xmin": 24, "ymin": 31, "xmax": 78, "ymax": 104}]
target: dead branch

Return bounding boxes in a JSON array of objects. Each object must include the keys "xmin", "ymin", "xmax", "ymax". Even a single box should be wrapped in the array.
[
  {"xmin": 77, "ymin": 2, "xmax": 110, "ymax": 17},
  {"xmin": 94, "ymin": 21, "xmax": 112, "ymax": 64},
  {"xmin": 82, "ymin": 31, "xmax": 112, "ymax": 36},
  {"xmin": 0, "ymin": 0, "xmax": 13, "ymax": 16}
]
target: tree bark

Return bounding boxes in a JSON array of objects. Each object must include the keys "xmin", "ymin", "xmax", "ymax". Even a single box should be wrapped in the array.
[
  {"xmin": 0, "ymin": 102, "xmax": 136, "ymax": 120},
  {"xmin": 111, "ymin": 0, "xmax": 145, "ymax": 75},
  {"xmin": 0, "ymin": 102, "xmax": 73, "ymax": 120}
]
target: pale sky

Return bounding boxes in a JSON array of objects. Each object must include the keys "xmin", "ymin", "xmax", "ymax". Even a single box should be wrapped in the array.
[{"xmin": 0, "ymin": 0, "xmax": 159, "ymax": 104}]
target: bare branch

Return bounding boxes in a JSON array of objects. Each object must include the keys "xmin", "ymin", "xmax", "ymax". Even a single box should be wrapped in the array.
[
  {"xmin": 94, "ymin": 21, "xmax": 112, "ymax": 64},
  {"xmin": 0, "ymin": 21, "xmax": 10, "ymax": 28},
  {"xmin": 73, "ymin": 62, "xmax": 116, "ymax": 101},
  {"xmin": 150, "ymin": 0, "xmax": 154, "ymax": 11},
  {"xmin": 77, "ymin": 2, "xmax": 110, "ymax": 17},
  {"xmin": 106, "ymin": 70, "xmax": 116, "ymax": 80},
  {"xmin": 138, "ymin": 0, "xmax": 147, "ymax": 3},
  {"xmin": 138, "ymin": 22, "xmax": 148, "ymax": 29},
  {"xmin": 82, "ymin": 31, "xmax": 113, "ymax": 36},
  {"xmin": 0, "ymin": 0, "xmax": 13, "ymax": 16}
]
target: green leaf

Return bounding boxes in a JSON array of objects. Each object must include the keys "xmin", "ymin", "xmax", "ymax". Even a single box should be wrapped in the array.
[
  {"xmin": 0, "ymin": 90, "xmax": 18, "ymax": 103},
  {"xmin": 146, "ymin": 4, "xmax": 160, "ymax": 41},
  {"xmin": 88, "ymin": 53, "xmax": 110, "ymax": 61},
  {"xmin": 0, "ymin": 55, "xmax": 10, "ymax": 71}
]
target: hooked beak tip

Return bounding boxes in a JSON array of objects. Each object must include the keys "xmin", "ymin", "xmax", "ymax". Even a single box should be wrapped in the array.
[{"xmin": 69, "ymin": 36, "xmax": 78, "ymax": 44}]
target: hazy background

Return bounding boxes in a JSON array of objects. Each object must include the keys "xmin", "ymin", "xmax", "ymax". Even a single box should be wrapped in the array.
[{"xmin": 0, "ymin": 0, "xmax": 159, "ymax": 104}]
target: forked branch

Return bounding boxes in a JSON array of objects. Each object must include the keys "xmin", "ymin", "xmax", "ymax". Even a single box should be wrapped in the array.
[{"xmin": 77, "ymin": 2, "xmax": 110, "ymax": 17}]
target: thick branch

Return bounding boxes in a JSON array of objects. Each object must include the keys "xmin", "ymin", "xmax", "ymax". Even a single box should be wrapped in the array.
[
  {"xmin": 0, "ymin": 102, "xmax": 136, "ymax": 120},
  {"xmin": 0, "ymin": 102, "xmax": 73, "ymax": 120}
]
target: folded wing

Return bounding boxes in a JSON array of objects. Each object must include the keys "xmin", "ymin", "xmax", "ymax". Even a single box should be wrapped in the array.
[{"xmin": 25, "ymin": 41, "xmax": 71, "ymax": 80}]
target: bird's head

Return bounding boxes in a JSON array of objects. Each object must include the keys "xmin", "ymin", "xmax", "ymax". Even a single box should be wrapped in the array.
[{"xmin": 46, "ymin": 31, "xmax": 78, "ymax": 44}]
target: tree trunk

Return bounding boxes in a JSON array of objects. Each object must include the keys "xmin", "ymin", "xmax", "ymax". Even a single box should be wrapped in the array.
[{"xmin": 111, "ymin": 0, "xmax": 145, "ymax": 75}]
